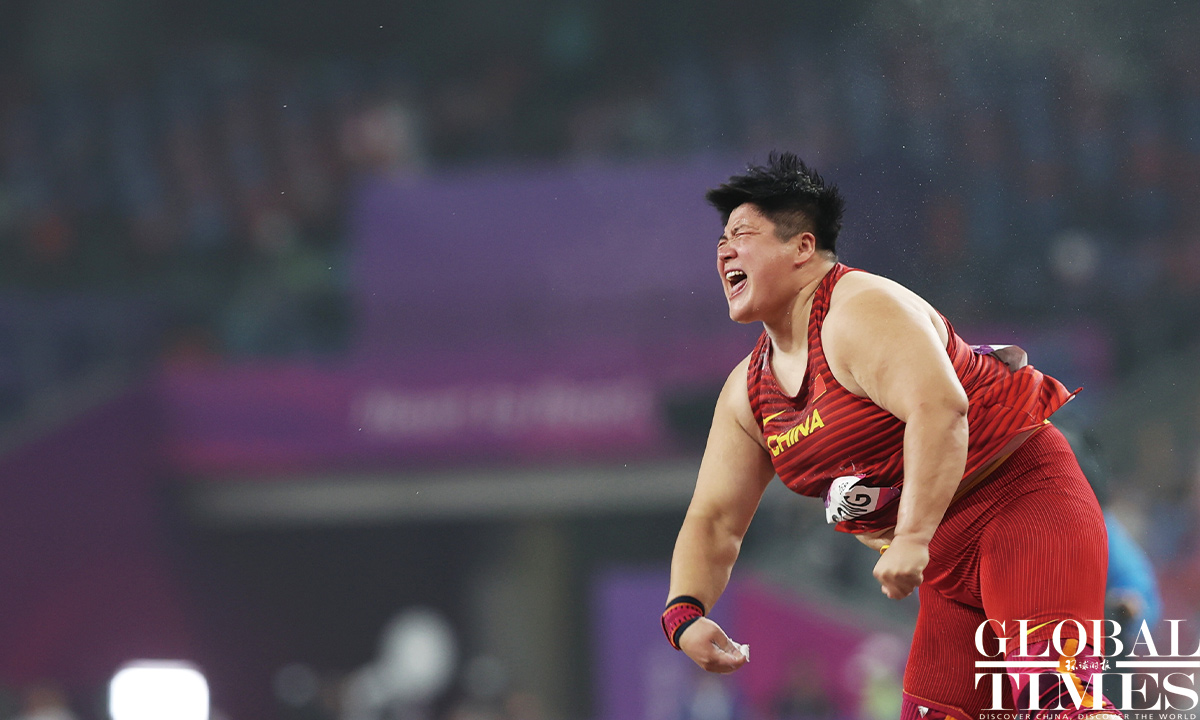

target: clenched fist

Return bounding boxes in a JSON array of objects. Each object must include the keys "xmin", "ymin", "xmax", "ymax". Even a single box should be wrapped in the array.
[{"xmin": 873, "ymin": 535, "xmax": 929, "ymax": 599}]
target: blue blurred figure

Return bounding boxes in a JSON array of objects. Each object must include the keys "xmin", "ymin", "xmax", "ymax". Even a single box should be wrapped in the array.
[
  {"xmin": 1104, "ymin": 512, "xmax": 1162, "ymax": 631},
  {"xmin": 1059, "ymin": 424, "xmax": 1163, "ymax": 643}
]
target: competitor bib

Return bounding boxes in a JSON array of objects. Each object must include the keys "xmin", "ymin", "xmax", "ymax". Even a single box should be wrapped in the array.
[{"xmin": 825, "ymin": 475, "xmax": 901, "ymax": 524}]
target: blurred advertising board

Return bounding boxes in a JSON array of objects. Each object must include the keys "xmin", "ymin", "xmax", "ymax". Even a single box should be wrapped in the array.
[{"xmin": 157, "ymin": 338, "xmax": 749, "ymax": 475}]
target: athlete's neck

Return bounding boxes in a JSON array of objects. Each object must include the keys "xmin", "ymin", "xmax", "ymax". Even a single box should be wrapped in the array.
[{"xmin": 763, "ymin": 257, "xmax": 836, "ymax": 354}]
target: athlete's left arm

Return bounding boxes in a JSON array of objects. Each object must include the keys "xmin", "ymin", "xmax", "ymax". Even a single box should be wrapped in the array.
[{"xmin": 824, "ymin": 287, "xmax": 969, "ymax": 600}]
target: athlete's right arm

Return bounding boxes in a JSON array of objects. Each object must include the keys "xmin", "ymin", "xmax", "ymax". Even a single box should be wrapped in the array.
[{"xmin": 667, "ymin": 357, "xmax": 776, "ymax": 673}]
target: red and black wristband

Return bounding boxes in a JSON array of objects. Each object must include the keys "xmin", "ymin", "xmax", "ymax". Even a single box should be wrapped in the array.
[{"xmin": 661, "ymin": 595, "xmax": 706, "ymax": 650}]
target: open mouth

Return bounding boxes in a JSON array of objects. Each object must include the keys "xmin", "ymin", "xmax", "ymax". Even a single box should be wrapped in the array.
[{"xmin": 725, "ymin": 269, "xmax": 748, "ymax": 294}]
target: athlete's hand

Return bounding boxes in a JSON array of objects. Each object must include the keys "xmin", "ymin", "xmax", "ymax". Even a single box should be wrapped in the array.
[
  {"xmin": 873, "ymin": 535, "xmax": 929, "ymax": 600},
  {"xmin": 677, "ymin": 617, "xmax": 750, "ymax": 674}
]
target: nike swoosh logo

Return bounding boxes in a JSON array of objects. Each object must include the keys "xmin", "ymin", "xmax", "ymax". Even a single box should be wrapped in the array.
[
  {"xmin": 1025, "ymin": 620, "xmax": 1056, "ymax": 636},
  {"xmin": 762, "ymin": 410, "xmax": 787, "ymax": 427}
]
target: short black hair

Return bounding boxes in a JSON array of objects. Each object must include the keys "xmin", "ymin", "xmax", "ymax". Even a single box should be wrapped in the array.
[{"xmin": 706, "ymin": 152, "xmax": 845, "ymax": 254}]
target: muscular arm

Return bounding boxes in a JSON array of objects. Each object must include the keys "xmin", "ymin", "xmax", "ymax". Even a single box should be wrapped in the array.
[
  {"xmin": 825, "ymin": 286, "xmax": 969, "ymax": 598},
  {"xmin": 667, "ymin": 358, "xmax": 775, "ymax": 670}
]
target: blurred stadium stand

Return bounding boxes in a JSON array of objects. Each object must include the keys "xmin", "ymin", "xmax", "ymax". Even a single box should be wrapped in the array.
[{"xmin": 0, "ymin": 0, "xmax": 1198, "ymax": 718}]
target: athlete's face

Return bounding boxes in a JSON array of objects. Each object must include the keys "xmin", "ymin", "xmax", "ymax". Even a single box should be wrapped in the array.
[{"xmin": 717, "ymin": 203, "xmax": 806, "ymax": 324}]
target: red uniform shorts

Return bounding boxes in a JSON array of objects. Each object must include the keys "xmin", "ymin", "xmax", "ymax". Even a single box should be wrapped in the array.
[{"xmin": 902, "ymin": 423, "xmax": 1109, "ymax": 718}]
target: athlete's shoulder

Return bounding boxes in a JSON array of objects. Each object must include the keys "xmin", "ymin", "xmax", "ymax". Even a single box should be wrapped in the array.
[
  {"xmin": 829, "ymin": 267, "xmax": 919, "ymax": 306},
  {"xmin": 717, "ymin": 353, "xmax": 763, "ymax": 442},
  {"xmin": 721, "ymin": 353, "xmax": 755, "ymax": 404},
  {"xmin": 824, "ymin": 268, "xmax": 950, "ymax": 360},
  {"xmin": 829, "ymin": 268, "xmax": 941, "ymax": 324}
]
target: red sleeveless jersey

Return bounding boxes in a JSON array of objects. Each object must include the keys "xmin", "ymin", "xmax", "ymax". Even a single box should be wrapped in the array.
[{"xmin": 746, "ymin": 263, "xmax": 1076, "ymax": 533}]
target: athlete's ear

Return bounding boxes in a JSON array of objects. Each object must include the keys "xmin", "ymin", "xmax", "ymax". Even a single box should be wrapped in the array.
[{"xmin": 793, "ymin": 231, "xmax": 818, "ymax": 267}]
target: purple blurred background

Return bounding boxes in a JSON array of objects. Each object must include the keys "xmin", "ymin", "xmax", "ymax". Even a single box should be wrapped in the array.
[{"xmin": 1, "ymin": 1, "xmax": 1198, "ymax": 718}]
